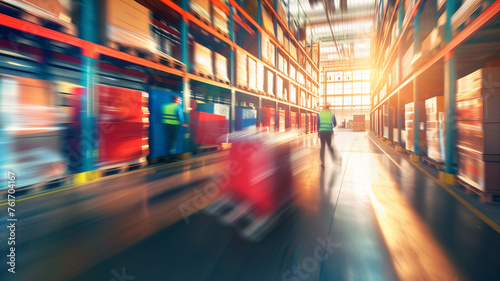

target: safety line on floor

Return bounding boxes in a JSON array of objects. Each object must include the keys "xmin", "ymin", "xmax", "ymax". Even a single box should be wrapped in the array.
[
  {"xmin": 0, "ymin": 155, "xmax": 222, "ymax": 207},
  {"xmin": 369, "ymin": 135, "xmax": 500, "ymax": 234}
]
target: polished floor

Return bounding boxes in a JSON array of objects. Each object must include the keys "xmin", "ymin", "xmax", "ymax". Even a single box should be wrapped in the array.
[{"xmin": 1, "ymin": 130, "xmax": 500, "ymax": 281}]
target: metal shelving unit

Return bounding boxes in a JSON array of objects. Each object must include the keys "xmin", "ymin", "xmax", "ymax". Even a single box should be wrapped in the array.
[
  {"xmin": 370, "ymin": 0, "xmax": 500, "ymax": 185},
  {"xmin": 0, "ymin": 0, "xmax": 322, "ymax": 174}
]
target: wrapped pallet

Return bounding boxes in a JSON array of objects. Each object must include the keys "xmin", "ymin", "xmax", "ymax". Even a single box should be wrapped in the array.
[
  {"xmin": 214, "ymin": 52, "xmax": 229, "ymax": 83},
  {"xmin": 257, "ymin": 62, "xmax": 265, "ymax": 94},
  {"xmin": 278, "ymin": 53, "xmax": 288, "ymax": 75},
  {"xmin": 212, "ymin": 4, "xmax": 229, "ymax": 35},
  {"xmin": 276, "ymin": 76, "xmax": 283, "ymax": 100},
  {"xmin": 277, "ymin": 0, "xmax": 287, "ymax": 26},
  {"xmin": 2, "ymin": 0, "xmax": 76, "ymax": 35},
  {"xmin": 192, "ymin": 42, "xmax": 213, "ymax": 77},
  {"xmin": 290, "ymin": 43, "xmax": 298, "ymax": 61},
  {"xmin": 290, "ymin": 85, "xmax": 297, "ymax": 104},
  {"xmin": 425, "ymin": 96, "xmax": 445, "ymax": 162},
  {"xmin": 151, "ymin": 17, "xmax": 181, "ymax": 59},
  {"xmin": 262, "ymin": 5, "xmax": 275, "ymax": 37},
  {"xmin": 236, "ymin": 50, "xmax": 247, "ymax": 88},
  {"xmin": 262, "ymin": 33, "xmax": 276, "ymax": 67},
  {"xmin": 290, "ymin": 64, "xmax": 296, "ymax": 80},
  {"xmin": 456, "ymin": 67, "xmax": 500, "ymax": 193},
  {"xmin": 298, "ymin": 71, "xmax": 305, "ymax": 86},
  {"xmin": 277, "ymin": 25, "xmax": 284, "ymax": 47},
  {"xmin": 405, "ymin": 102, "xmax": 427, "ymax": 153},
  {"xmin": 190, "ymin": 0, "xmax": 211, "ymax": 24},
  {"xmin": 266, "ymin": 69, "xmax": 274, "ymax": 96},
  {"xmin": 248, "ymin": 57, "xmax": 258, "ymax": 92},
  {"xmin": 102, "ymin": 0, "xmax": 154, "ymax": 52}
]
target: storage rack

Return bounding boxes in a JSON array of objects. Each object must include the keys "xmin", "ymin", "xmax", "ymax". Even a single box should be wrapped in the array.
[
  {"xmin": 0, "ymin": 0, "xmax": 320, "ymax": 174},
  {"xmin": 370, "ymin": 0, "xmax": 500, "ymax": 186}
]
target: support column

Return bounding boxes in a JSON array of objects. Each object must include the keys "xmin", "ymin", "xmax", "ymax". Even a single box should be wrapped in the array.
[
  {"xmin": 397, "ymin": 0, "xmax": 403, "ymax": 150},
  {"xmin": 257, "ymin": 0, "xmax": 262, "ymax": 59},
  {"xmin": 440, "ymin": 0, "xmax": 457, "ymax": 184},
  {"xmin": 258, "ymin": 97, "xmax": 262, "ymax": 128},
  {"xmin": 230, "ymin": 89, "xmax": 236, "ymax": 132},
  {"xmin": 410, "ymin": 1, "xmax": 422, "ymax": 162},
  {"xmin": 78, "ymin": 0, "xmax": 99, "ymax": 173},
  {"xmin": 229, "ymin": 6, "xmax": 236, "ymax": 133}
]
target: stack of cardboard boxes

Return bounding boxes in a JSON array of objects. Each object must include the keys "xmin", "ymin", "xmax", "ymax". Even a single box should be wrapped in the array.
[
  {"xmin": 352, "ymin": 115, "xmax": 366, "ymax": 131},
  {"xmin": 425, "ymin": 96, "xmax": 445, "ymax": 162},
  {"xmin": 456, "ymin": 67, "xmax": 500, "ymax": 194}
]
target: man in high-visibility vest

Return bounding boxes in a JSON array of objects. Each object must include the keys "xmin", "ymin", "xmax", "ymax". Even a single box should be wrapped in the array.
[
  {"xmin": 162, "ymin": 95, "xmax": 187, "ymax": 155},
  {"xmin": 317, "ymin": 104, "xmax": 337, "ymax": 168}
]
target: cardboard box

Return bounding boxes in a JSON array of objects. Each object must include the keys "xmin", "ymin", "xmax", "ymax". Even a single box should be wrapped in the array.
[
  {"xmin": 257, "ymin": 62, "xmax": 265, "ymax": 93},
  {"xmin": 236, "ymin": 50, "xmax": 247, "ymax": 88},
  {"xmin": 193, "ymin": 42, "xmax": 213, "ymax": 76},
  {"xmin": 190, "ymin": 0, "xmax": 210, "ymax": 23},
  {"xmin": 266, "ymin": 69, "xmax": 274, "ymax": 96},
  {"xmin": 104, "ymin": 0, "xmax": 154, "ymax": 51},
  {"xmin": 248, "ymin": 57, "xmax": 257, "ymax": 91},
  {"xmin": 214, "ymin": 52, "xmax": 229, "ymax": 83}
]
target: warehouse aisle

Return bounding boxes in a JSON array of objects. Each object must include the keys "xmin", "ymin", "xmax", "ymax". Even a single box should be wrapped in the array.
[{"xmin": 2, "ymin": 130, "xmax": 500, "ymax": 281}]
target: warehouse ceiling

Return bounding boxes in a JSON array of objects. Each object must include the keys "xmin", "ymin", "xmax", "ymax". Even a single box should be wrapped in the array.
[{"xmin": 290, "ymin": 0, "xmax": 375, "ymax": 63}]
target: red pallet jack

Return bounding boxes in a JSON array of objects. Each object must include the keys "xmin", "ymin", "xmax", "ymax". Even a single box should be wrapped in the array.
[{"xmin": 203, "ymin": 130, "xmax": 297, "ymax": 241}]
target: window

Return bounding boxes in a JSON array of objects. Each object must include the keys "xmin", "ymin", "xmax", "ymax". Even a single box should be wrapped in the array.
[
  {"xmin": 344, "ymin": 71, "xmax": 352, "ymax": 81},
  {"xmin": 344, "ymin": 82, "xmax": 352, "ymax": 94},
  {"xmin": 334, "ymin": 83, "xmax": 343, "ymax": 94},
  {"xmin": 352, "ymin": 95, "xmax": 362, "ymax": 105},
  {"xmin": 344, "ymin": 96, "xmax": 352, "ymax": 105},
  {"xmin": 334, "ymin": 72, "xmax": 342, "ymax": 81},
  {"xmin": 362, "ymin": 82, "xmax": 370, "ymax": 94},
  {"xmin": 362, "ymin": 95, "xmax": 370, "ymax": 105},
  {"xmin": 334, "ymin": 96, "xmax": 343, "ymax": 105},
  {"xmin": 353, "ymin": 82, "xmax": 362, "ymax": 94},
  {"xmin": 353, "ymin": 70, "xmax": 362, "ymax": 81},
  {"xmin": 362, "ymin": 70, "xmax": 370, "ymax": 80}
]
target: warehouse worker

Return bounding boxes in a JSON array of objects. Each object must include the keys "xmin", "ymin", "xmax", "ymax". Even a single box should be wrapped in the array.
[
  {"xmin": 318, "ymin": 104, "xmax": 337, "ymax": 168},
  {"xmin": 162, "ymin": 95, "xmax": 188, "ymax": 156}
]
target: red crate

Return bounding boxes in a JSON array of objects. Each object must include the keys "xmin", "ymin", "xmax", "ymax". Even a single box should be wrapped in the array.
[
  {"xmin": 290, "ymin": 112, "xmax": 298, "ymax": 130},
  {"xmin": 190, "ymin": 110, "xmax": 228, "ymax": 145},
  {"xmin": 278, "ymin": 109, "xmax": 286, "ymax": 132},
  {"xmin": 261, "ymin": 107, "xmax": 276, "ymax": 133}
]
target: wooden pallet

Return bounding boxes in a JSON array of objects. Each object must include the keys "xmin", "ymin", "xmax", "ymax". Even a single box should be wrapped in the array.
[
  {"xmin": 101, "ymin": 161, "xmax": 146, "ymax": 177},
  {"xmin": 456, "ymin": 178, "xmax": 500, "ymax": 204},
  {"xmin": 193, "ymin": 70, "xmax": 214, "ymax": 80},
  {"xmin": 156, "ymin": 54, "xmax": 186, "ymax": 71},
  {"xmin": 258, "ymin": 90, "xmax": 266, "ymax": 96},
  {"xmin": 0, "ymin": 2, "xmax": 77, "ymax": 36},
  {"xmin": 191, "ymin": 10, "xmax": 211, "ymax": 26},
  {"xmin": 215, "ymin": 77, "xmax": 231, "ymax": 85},
  {"xmin": 196, "ymin": 145, "xmax": 220, "ymax": 154},
  {"xmin": 107, "ymin": 41, "xmax": 155, "ymax": 61},
  {"xmin": 214, "ymin": 25, "xmax": 230, "ymax": 39},
  {"xmin": 237, "ymin": 84, "xmax": 250, "ymax": 91},
  {"xmin": 422, "ymin": 156, "xmax": 444, "ymax": 170}
]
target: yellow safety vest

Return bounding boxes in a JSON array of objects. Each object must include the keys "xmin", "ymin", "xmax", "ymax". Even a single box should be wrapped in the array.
[
  {"xmin": 162, "ymin": 103, "xmax": 180, "ymax": 125},
  {"xmin": 319, "ymin": 110, "xmax": 333, "ymax": 131}
]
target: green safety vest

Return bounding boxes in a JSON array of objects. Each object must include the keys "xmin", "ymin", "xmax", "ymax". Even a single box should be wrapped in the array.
[
  {"xmin": 162, "ymin": 103, "xmax": 180, "ymax": 125},
  {"xmin": 319, "ymin": 110, "xmax": 333, "ymax": 131}
]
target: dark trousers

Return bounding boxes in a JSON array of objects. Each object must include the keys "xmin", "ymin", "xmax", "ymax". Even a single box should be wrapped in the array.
[
  {"xmin": 319, "ymin": 131, "xmax": 334, "ymax": 163},
  {"xmin": 164, "ymin": 124, "xmax": 179, "ymax": 155}
]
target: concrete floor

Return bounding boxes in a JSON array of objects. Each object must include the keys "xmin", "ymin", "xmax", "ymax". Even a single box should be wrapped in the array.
[{"xmin": 1, "ymin": 129, "xmax": 499, "ymax": 281}]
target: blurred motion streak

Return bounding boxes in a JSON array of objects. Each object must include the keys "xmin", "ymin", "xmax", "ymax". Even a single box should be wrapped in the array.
[
  {"xmin": 202, "ymin": 128, "xmax": 308, "ymax": 241},
  {"xmin": 370, "ymin": 156, "xmax": 459, "ymax": 281}
]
